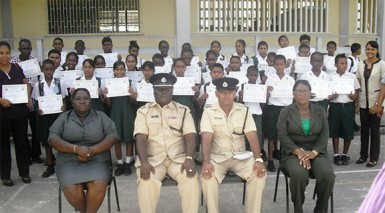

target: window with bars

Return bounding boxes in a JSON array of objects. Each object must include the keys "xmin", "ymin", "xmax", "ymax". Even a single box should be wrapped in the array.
[
  {"xmin": 199, "ymin": 0, "xmax": 328, "ymax": 33},
  {"xmin": 356, "ymin": 0, "xmax": 377, "ymax": 34},
  {"xmin": 48, "ymin": 0, "xmax": 140, "ymax": 34}
]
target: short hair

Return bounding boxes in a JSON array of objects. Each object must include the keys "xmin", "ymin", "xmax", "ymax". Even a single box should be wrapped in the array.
[
  {"xmin": 152, "ymin": 53, "xmax": 165, "ymax": 63},
  {"xmin": 42, "ymin": 59, "xmax": 55, "ymax": 67},
  {"xmin": 101, "ymin": 36, "xmax": 112, "ymax": 44},
  {"xmin": 206, "ymin": 50, "xmax": 217, "ymax": 58},
  {"xmin": 141, "ymin": 61, "xmax": 155, "ymax": 70},
  {"xmin": 53, "ymin": 37, "xmax": 63, "ymax": 43},
  {"xmin": 182, "ymin": 42, "xmax": 192, "ymax": 49},
  {"xmin": 299, "ymin": 34, "xmax": 311, "ymax": 42},
  {"xmin": 19, "ymin": 39, "xmax": 31, "ymax": 46},
  {"xmin": 0, "ymin": 41, "xmax": 11, "ymax": 50},
  {"xmin": 310, "ymin": 52, "xmax": 324, "ymax": 61},
  {"xmin": 334, "ymin": 54, "xmax": 347, "ymax": 64},
  {"xmin": 327, "ymin": 41, "xmax": 337, "ymax": 47},
  {"xmin": 350, "ymin": 43, "xmax": 361, "ymax": 53},
  {"xmin": 158, "ymin": 40, "xmax": 169, "ymax": 48},
  {"xmin": 298, "ymin": 44, "xmax": 310, "ymax": 52},
  {"xmin": 229, "ymin": 55, "xmax": 241, "ymax": 62},
  {"xmin": 293, "ymin": 80, "xmax": 312, "ymax": 92},
  {"xmin": 113, "ymin": 61, "xmax": 126, "ymax": 70},
  {"xmin": 278, "ymin": 35, "xmax": 288, "ymax": 43},
  {"xmin": 126, "ymin": 54, "xmax": 138, "ymax": 62},
  {"xmin": 267, "ymin": 52, "xmax": 277, "ymax": 59},
  {"xmin": 181, "ymin": 47, "xmax": 193, "ymax": 56},
  {"xmin": 257, "ymin": 41, "xmax": 268, "ymax": 49},
  {"xmin": 211, "ymin": 63, "xmax": 224, "ymax": 72},
  {"xmin": 65, "ymin": 52, "xmax": 79, "ymax": 62},
  {"xmin": 247, "ymin": 65, "xmax": 258, "ymax": 74},
  {"xmin": 174, "ymin": 58, "xmax": 186, "ymax": 65},
  {"xmin": 274, "ymin": 55, "xmax": 286, "ymax": 64},
  {"xmin": 48, "ymin": 48, "xmax": 61, "ymax": 57},
  {"xmin": 72, "ymin": 88, "xmax": 91, "ymax": 100},
  {"xmin": 129, "ymin": 40, "xmax": 140, "ymax": 50},
  {"xmin": 94, "ymin": 55, "xmax": 105, "ymax": 63},
  {"xmin": 82, "ymin": 59, "xmax": 95, "ymax": 68},
  {"xmin": 75, "ymin": 40, "xmax": 85, "ymax": 46},
  {"xmin": 210, "ymin": 40, "xmax": 221, "ymax": 48}
]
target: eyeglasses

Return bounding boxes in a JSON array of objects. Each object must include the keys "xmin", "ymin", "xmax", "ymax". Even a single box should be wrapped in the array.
[{"xmin": 293, "ymin": 90, "xmax": 310, "ymax": 96}]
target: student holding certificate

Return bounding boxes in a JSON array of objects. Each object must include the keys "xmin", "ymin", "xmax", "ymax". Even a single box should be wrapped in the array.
[
  {"xmin": 265, "ymin": 55, "xmax": 295, "ymax": 172},
  {"xmin": 0, "ymin": 41, "xmax": 32, "ymax": 186},
  {"xmin": 201, "ymin": 50, "xmax": 217, "ymax": 74},
  {"xmin": 94, "ymin": 55, "xmax": 107, "ymax": 68},
  {"xmin": 232, "ymin": 39, "xmax": 253, "ymax": 66},
  {"xmin": 210, "ymin": 40, "xmax": 228, "ymax": 68},
  {"xmin": 101, "ymin": 36, "xmax": 122, "ymax": 63},
  {"xmin": 131, "ymin": 61, "xmax": 155, "ymax": 108},
  {"xmin": 158, "ymin": 40, "xmax": 174, "ymax": 68},
  {"xmin": 129, "ymin": 40, "xmax": 146, "ymax": 70},
  {"xmin": 31, "ymin": 59, "xmax": 67, "ymax": 178},
  {"xmin": 104, "ymin": 61, "xmax": 136, "ymax": 176}
]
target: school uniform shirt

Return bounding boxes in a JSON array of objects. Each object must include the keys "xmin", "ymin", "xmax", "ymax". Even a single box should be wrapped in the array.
[
  {"xmin": 164, "ymin": 55, "xmax": 174, "ymax": 67},
  {"xmin": 133, "ymin": 101, "xmax": 196, "ymax": 167},
  {"xmin": 255, "ymin": 55, "xmax": 268, "ymax": 65},
  {"xmin": 299, "ymin": 70, "xmax": 332, "ymax": 102},
  {"xmin": 136, "ymin": 57, "xmax": 146, "ymax": 70},
  {"xmin": 216, "ymin": 54, "xmax": 228, "ymax": 67},
  {"xmin": 32, "ymin": 78, "xmax": 67, "ymax": 99},
  {"xmin": 238, "ymin": 83, "xmax": 262, "ymax": 115},
  {"xmin": 265, "ymin": 74, "xmax": 295, "ymax": 106},
  {"xmin": 200, "ymin": 102, "xmax": 256, "ymax": 163},
  {"xmin": 70, "ymin": 75, "xmax": 105, "ymax": 90},
  {"xmin": 329, "ymin": 72, "xmax": 360, "ymax": 103},
  {"xmin": 232, "ymin": 53, "xmax": 253, "ymax": 65},
  {"xmin": 347, "ymin": 55, "xmax": 360, "ymax": 74},
  {"xmin": 53, "ymin": 66, "xmax": 64, "ymax": 79}
]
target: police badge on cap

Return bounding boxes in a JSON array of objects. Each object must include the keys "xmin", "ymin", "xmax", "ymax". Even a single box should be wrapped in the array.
[
  {"xmin": 150, "ymin": 73, "xmax": 177, "ymax": 87},
  {"xmin": 212, "ymin": 77, "xmax": 239, "ymax": 91}
]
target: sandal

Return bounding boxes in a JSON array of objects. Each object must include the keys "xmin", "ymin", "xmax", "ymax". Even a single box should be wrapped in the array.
[
  {"xmin": 2, "ymin": 179, "xmax": 14, "ymax": 186},
  {"xmin": 21, "ymin": 177, "xmax": 31, "ymax": 183},
  {"xmin": 356, "ymin": 158, "xmax": 366, "ymax": 164},
  {"xmin": 366, "ymin": 161, "xmax": 377, "ymax": 167}
]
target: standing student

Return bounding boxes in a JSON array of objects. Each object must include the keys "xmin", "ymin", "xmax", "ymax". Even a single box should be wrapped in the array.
[
  {"xmin": 129, "ymin": 40, "xmax": 145, "ymax": 70},
  {"xmin": 74, "ymin": 40, "xmax": 85, "ymax": 55},
  {"xmin": 196, "ymin": 63, "xmax": 225, "ymax": 109},
  {"xmin": 232, "ymin": 39, "xmax": 252, "ymax": 65},
  {"xmin": 291, "ymin": 44, "xmax": 311, "ymax": 80},
  {"xmin": 251, "ymin": 41, "xmax": 269, "ymax": 66},
  {"xmin": 181, "ymin": 47, "xmax": 194, "ymax": 67},
  {"xmin": 227, "ymin": 55, "xmax": 242, "ymax": 73},
  {"xmin": 10, "ymin": 39, "xmax": 43, "ymax": 164},
  {"xmin": 101, "ymin": 37, "xmax": 122, "ymax": 62},
  {"xmin": 299, "ymin": 34, "xmax": 311, "ymax": 46},
  {"xmin": 152, "ymin": 53, "xmax": 167, "ymax": 72},
  {"xmin": 238, "ymin": 66, "xmax": 266, "ymax": 160},
  {"xmin": 32, "ymin": 59, "xmax": 67, "ymax": 178},
  {"xmin": 62, "ymin": 52, "xmax": 79, "ymax": 71},
  {"xmin": 131, "ymin": 61, "xmax": 155, "ymax": 108},
  {"xmin": 94, "ymin": 55, "xmax": 106, "ymax": 68},
  {"xmin": 265, "ymin": 55, "xmax": 295, "ymax": 172},
  {"xmin": 104, "ymin": 61, "xmax": 136, "ymax": 175},
  {"xmin": 53, "ymin": 37, "xmax": 64, "ymax": 52},
  {"xmin": 48, "ymin": 49, "xmax": 63, "ymax": 79},
  {"xmin": 0, "ymin": 41, "xmax": 32, "ymax": 186},
  {"xmin": 158, "ymin": 40, "xmax": 174, "ymax": 67},
  {"xmin": 355, "ymin": 41, "xmax": 385, "ymax": 167},
  {"xmin": 126, "ymin": 54, "xmax": 139, "ymax": 71},
  {"xmin": 202, "ymin": 50, "xmax": 218, "ymax": 73},
  {"xmin": 278, "ymin": 35, "xmax": 290, "ymax": 49},
  {"xmin": 347, "ymin": 43, "xmax": 362, "ymax": 74},
  {"xmin": 323, "ymin": 41, "xmax": 337, "ymax": 74},
  {"xmin": 328, "ymin": 54, "xmax": 360, "ymax": 166},
  {"xmin": 210, "ymin": 40, "xmax": 227, "ymax": 67}
]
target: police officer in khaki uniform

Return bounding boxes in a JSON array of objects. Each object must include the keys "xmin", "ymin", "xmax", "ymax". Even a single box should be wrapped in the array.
[
  {"xmin": 134, "ymin": 73, "xmax": 199, "ymax": 213},
  {"xmin": 200, "ymin": 77, "xmax": 266, "ymax": 213}
]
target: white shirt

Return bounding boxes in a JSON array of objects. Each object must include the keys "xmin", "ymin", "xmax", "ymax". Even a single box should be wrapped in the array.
[
  {"xmin": 266, "ymin": 74, "xmax": 295, "ymax": 106},
  {"xmin": 32, "ymin": 78, "xmax": 67, "ymax": 99},
  {"xmin": 347, "ymin": 55, "xmax": 360, "ymax": 74},
  {"xmin": 299, "ymin": 70, "xmax": 332, "ymax": 102},
  {"xmin": 255, "ymin": 55, "xmax": 268, "ymax": 65},
  {"xmin": 329, "ymin": 71, "xmax": 360, "ymax": 103},
  {"xmin": 232, "ymin": 53, "xmax": 253, "ymax": 65},
  {"xmin": 324, "ymin": 55, "xmax": 336, "ymax": 74}
]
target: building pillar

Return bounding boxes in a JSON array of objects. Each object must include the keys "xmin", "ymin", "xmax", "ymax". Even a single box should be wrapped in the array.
[
  {"xmin": 340, "ymin": 0, "xmax": 349, "ymax": 46},
  {"xmin": 175, "ymin": 0, "xmax": 191, "ymax": 55},
  {"xmin": 1, "ymin": 0, "xmax": 14, "ymax": 42},
  {"xmin": 377, "ymin": 0, "xmax": 385, "ymax": 55}
]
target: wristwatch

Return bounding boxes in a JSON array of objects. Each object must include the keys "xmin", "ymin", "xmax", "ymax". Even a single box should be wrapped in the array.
[{"xmin": 255, "ymin": 158, "xmax": 264, "ymax": 163}]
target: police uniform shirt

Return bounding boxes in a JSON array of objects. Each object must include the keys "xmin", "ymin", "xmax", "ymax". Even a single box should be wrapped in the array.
[
  {"xmin": 265, "ymin": 73, "xmax": 295, "ymax": 106},
  {"xmin": 32, "ymin": 78, "xmax": 67, "ymax": 99},
  {"xmin": 299, "ymin": 70, "xmax": 332, "ymax": 102},
  {"xmin": 133, "ymin": 101, "xmax": 196, "ymax": 167},
  {"xmin": 200, "ymin": 102, "xmax": 256, "ymax": 163},
  {"xmin": 329, "ymin": 71, "xmax": 360, "ymax": 103}
]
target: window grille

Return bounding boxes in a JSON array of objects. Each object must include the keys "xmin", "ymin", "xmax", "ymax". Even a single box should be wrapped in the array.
[
  {"xmin": 48, "ymin": 0, "xmax": 140, "ymax": 34},
  {"xmin": 199, "ymin": 0, "xmax": 328, "ymax": 33},
  {"xmin": 356, "ymin": 0, "xmax": 377, "ymax": 34}
]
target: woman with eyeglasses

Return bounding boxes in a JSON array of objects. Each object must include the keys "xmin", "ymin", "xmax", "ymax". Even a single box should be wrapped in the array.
[{"xmin": 277, "ymin": 80, "xmax": 335, "ymax": 213}]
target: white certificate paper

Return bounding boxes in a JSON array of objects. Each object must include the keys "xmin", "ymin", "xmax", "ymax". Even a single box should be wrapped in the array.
[
  {"xmin": 240, "ymin": 64, "xmax": 252, "ymax": 72},
  {"xmin": 173, "ymin": 77, "xmax": 195, "ymax": 96},
  {"xmin": 257, "ymin": 64, "xmax": 268, "ymax": 71},
  {"xmin": 324, "ymin": 56, "xmax": 336, "ymax": 74},
  {"xmin": 37, "ymin": 95, "xmax": 63, "ymax": 115},
  {"xmin": 295, "ymin": 57, "xmax": 312, "ymax": 74},
  {"xmin": 264, "ymin": 67, "xmax": 276, "ymax": 78},
  {"xmin": 202, "ymin": 72, "xmax": 212, "ymax": 84},
  {"xmin": 205, "ymin": 85, "xmax": 218, "ymax": 105},
  {"xmin": 59, "ymin": 70, "xmax": 83, "ymax": 88},
  {"xmin": 2, "ymin": 84, "xmax": 28, "ymax": 104},
  {"xmin": 18, "ymin": 58, "xmax": 42, "ymax": 78},
  {"xmin": 311, "ymin": 80, "xmax": 332, "ymax": 99},
  {"xmin": 105, "ymin": 78, "xmax": 130, "ymax": 97},
  {"xmin": 74, "ymin": 80, "xmax": 99, "ymax": 99},
  {"xmin": 227, "ymin": 71, "xmax": 248, "ymax": 84},
  {"xmin": 243, "ymin": 84, "xmax": 267, "ymax": 103},
  {"xmin": 126, "ymin": 71, "xmax": 143, "ymax": 82},
  {"xmin": 332, "ymin": 79, "xmax": 354, "ymax": 94},
  {"xmin": 137, "ymin": 83, "xmax": 155, "ymax": 102},
  {"xmin": 276, "ymin": 46, "xmax": 297, "ymax": 60},
  {"xmin": 100, "ymin": 53, "xmax": 118, "ymax": 68},
  {"xmin": 155, "ymin": 66, "xmax": 168, "ymax": 74},
  {"xmin": 270, "ymin": 80, "xmax": 294, "ymax": 98},
  {"xmin": 185, "ymin": 66, "xmax": 202, "ymax": 84},
  {"xmin": 191, "ymin": 56, "xmax": 200, "ymax": 67},
  {"xmin": 94, "ymin": 68, "xmax": 114, "ymax": 79}
]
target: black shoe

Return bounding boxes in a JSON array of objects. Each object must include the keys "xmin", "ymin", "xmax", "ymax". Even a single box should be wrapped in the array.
[
  {"xmin": 356, "ymin": 158, "xmax": 366, "ymax": 164},
  {"xmin": 273, "ymin": 150, "xmax": 281, "ymax": 160},
  {"xmin": 261, "ymin": 150, "xmax": 268, "ymax": 162},
  {"xmin": 42, "ymin": 166, "xmax": 55, "ymax": 178},
  {"xmin": 32, "ymin": 157, "xmax": 44, "ymax": 164},
  {"xmin": 115, "ymin": 164, "xmax": 125, "ymax": 176},
  {"xmin": 354, "ymin": 123, "xmax": 361, "ymax": 132},
  {"xmin": 129, "ymin": 159, "xmax": 135, "ymax": 166},
  {"xmin": 2, "ymin": 179, "xmax": 14, "ymax": 187},
  {"xmin": 341, "ymin": 155, "xmax": 349, "ymax": 166},
  {"xmin": 21, "ymin": 177, "xmax": 32, "ymax": 184},
  {"xmin": 366, "ymin": 161, "xmax": 377, "ymax": 167},
  {"xmin": 333, "ymin": 155, "xmax": 342, "ymax": 166},
  {"xmin": 267, "ymin": 160, "xmax": 276, "ymax": 172},
  {"xmin": 124, "ymin": 163, "xmax": 132, "ymax": 176}
]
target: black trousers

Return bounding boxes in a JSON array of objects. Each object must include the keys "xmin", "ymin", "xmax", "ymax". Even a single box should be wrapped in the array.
[
  {"xmin": 359, "ymin": 108, "xmax": 381, "ymax": 162},
  {"xmin": 27, "ymin": 111, "xmax": 41, "ymax": 159},
  {"xmin": 1, "ymin": 116, "xmax": 30, "ymax": 179}
]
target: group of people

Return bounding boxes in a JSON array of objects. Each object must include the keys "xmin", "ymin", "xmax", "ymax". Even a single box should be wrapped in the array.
[{"xmin": 0, "ymin": 33, "xmax": 384, "ymax": 212}]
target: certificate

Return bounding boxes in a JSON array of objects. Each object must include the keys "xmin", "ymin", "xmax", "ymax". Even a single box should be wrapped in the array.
[
  {"xmin": 100, "ymin": 53, "xmax": 118, "ymax": 68},
  {"xmin": 155, "ymin": 66, "xmax": 168, "ymax": 74},
  {"xmin": 126, "ymin": 71, "xmax": 143, "ymax": 82},
  {"xmin": 257, "ymin": 63, "xmax": 268, "ymax": 71},
  {"xmin": 295, "ymin": 57, "xmax": 312, "ymax": 73},
  {"xmin": 185, "ymin": 66, "xmax": 202, "ymax": 84},
  {"xmin": 205, "ymin": 85, "xmax": 218, "ymax": 105},
  {"xmin": 59, "ymin": 70, "xmax": 83, "ymax": 88},
  {"xmin": 324, "ymin": 56, "xmax": 336, "ymax": 74},
  {"xmin": 332, "ymin": 79, "xmax": 354, "ymax": 94},
  {"xmin": 243, "ymin": 84, "xmax": 267, "ymax": 103},
  {"xmin": 37, "ymin": 95, "xmax": 63, "ymax": 115},
  {"xmin": 227, "ymin": 71, "xmax": 248, "ymax": 84},
  {"xmin": 105, "ymin": 78, "xmax": 130, "ymax": 97},
  {"xmin": 240, "ymin": 64, "xmax": 252, "ymax": 72},
  {"xmin": 270, "ymin": 80, "xmax": 294, "ymax": 98},
  {"xmin": 74, "ymin": 80, "xmax": 99, "ymax": 99},
  {"xmin": 137, "ymin": 83, "xmax": 155, "ymax": 102},
  {"xmin": 2, "ymin": 84, "xmax": 28, "ymax": 104},
  {"xmin": 18, "ymin": 58, "xmax": 42, "ymax": 78},
  {"xmin": 173, "ymin": 77, "xmax": 195, "ymax": 96},
  {"xmin": 276, "ymin": 46, "xmax": 297, "ymax": 60},
  {"xmin": 191, "ymin": 56, "xmax": 200, "ymax": 67},
  {"xmin": 311, "ymin": 80, "xmax": 332, "ymax": 99},
  {"xmin": 94, "ymin": 68, "xmax": 114, "ymax": 79},
  {"xmin": 264, "ymin": 67, "xmax": 276, "ymax": 77},
  {"xmin": 202, "ymin": 72, "xmax": 212, "ymax": 83}
]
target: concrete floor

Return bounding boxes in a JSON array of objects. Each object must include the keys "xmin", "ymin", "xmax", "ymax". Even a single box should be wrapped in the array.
[{"xmin": 0, "ymin": 133, "xmax": 383, "ymax": 213}]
